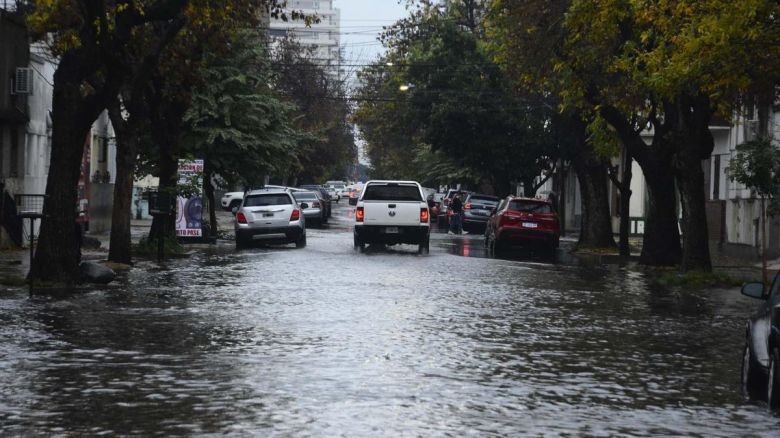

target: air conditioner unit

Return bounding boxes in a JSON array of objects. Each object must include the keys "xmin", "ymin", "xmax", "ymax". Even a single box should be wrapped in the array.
[{"xmin": 13, "ymin": 68, "xmax": 33, "ymax": 95}]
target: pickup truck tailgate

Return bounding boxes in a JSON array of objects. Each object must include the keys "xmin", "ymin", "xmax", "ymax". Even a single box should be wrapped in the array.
[{"xmin": 363, "ymin": 201, "xmax": 422, "ymax": 226}]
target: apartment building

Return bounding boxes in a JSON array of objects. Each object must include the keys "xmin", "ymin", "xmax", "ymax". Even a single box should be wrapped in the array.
[{"xmin": 270, "ymin": 0, "xmax": 342, "ymax": 72}]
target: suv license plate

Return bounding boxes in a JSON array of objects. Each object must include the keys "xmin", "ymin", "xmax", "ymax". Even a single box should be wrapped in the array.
[
  {"xmin": 263, "ymin": 213, "xmax": 274, "ymax": 218},
  {"xmin": 384, "ymin": 227, "xmax": 399, "ymax": 234},
  {"xmin": 522, "ymin": 222, "xmax": 538, "ymax": 228}
]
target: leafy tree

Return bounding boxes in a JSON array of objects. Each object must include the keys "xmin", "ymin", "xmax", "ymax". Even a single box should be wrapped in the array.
[
  {"xmin": 486, "ymin": 0, "xmax": 617, "ymax": 249},
  {"xmin": 25, "ymin": 0, "xmax": 300, "ymax": 282},
  {"xmin": 183, "ymin": 29, "xmax": 308, "ymax": 236},
  {"xmin": 355, "ymin": 6, "xmax": 560, "ymax": 197},
  {"xmin": 488, "ymin": 0, "xmax": 780, "ymax": 270},
  {"xmin": 271, "ymin": 36, "xmax": 358, "ymax": 185},
  {"xmin": 727, "ymin": 138, "xmax": 780, "ymax": 284}
]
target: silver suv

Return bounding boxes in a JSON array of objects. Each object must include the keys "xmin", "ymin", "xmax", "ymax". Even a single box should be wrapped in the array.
[{"xmin": 234, "ymin": 189, "xmax": 307, "ymax": 249}]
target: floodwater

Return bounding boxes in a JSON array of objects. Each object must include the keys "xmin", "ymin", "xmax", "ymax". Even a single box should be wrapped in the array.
[{"xmin": 1, "ymin": 204, "xmax": 779, "ymax": 436}]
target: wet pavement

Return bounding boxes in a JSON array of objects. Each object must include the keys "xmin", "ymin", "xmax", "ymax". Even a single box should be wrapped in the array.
[{"xmin": 1, "ymin": 203, "xmax": 780, "ymax": 435}]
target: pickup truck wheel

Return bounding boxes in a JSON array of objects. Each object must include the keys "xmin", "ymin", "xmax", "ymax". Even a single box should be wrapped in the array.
[
  {"xmin": 418, "ymin": 239, "xmax": 430, "ymax": 255},
  {"xmin": 295, "ymin": 233, "xmax": 307, "ymax": 248}
]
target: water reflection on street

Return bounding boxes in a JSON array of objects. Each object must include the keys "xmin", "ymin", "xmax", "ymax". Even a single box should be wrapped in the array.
[{"xmin": 1, "ymin": 204, "xmax": 779, "ymax": 435}]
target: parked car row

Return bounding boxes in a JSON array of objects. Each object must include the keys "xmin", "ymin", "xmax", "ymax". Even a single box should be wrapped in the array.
[{"xmin": 230, "ymin": 183, "xmax": 561, "ymax": 255}]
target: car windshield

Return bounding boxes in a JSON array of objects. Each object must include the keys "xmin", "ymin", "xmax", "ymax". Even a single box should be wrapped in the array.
[
  {"xmin": 509, "ymin": 200, "xmax": 552, "ymax": 214},
  {"xmin": 292, "ymin": 192, "xmax": 318, "ymax": 201},
  {"xmin": 362, "ymin": 184, "xmax": 422, "ymax": 201},
  {"xmin": 244, "ymin": 194, "xmax": 291, "ymax": 207}
]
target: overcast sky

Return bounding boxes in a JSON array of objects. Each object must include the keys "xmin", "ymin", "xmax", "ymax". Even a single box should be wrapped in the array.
[{"xmin": 334, "ymin": 0, "xmax": 409, "ymax": 65}]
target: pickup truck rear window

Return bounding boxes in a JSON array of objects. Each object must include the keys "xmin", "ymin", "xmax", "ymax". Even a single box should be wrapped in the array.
[
  {"xmin": 244, "ymin": 194, "xmax": 292, "ymax": 207},
  {"xmin": 509, "ymin": 200, "xmax": 552, "ymax": 214},
  {"xmin": 363, "ymin": 184, "xmax": 422, "ymax": 201}
]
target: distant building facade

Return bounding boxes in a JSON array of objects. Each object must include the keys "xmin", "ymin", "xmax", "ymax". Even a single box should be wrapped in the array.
[{"xmin": 269, "ymin": 0, "xmax": 342, "ymax": 75}]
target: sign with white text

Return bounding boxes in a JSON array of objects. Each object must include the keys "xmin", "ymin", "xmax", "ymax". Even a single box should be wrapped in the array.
[{"xmin": 175, "ymin": 159, "xmax": 204, "ymax": 238}]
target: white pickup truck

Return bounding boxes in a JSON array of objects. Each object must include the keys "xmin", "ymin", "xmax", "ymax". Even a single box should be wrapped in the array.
[{"xmin": 353, "ymin": 180, "xmax": 431, "ymax": 254}]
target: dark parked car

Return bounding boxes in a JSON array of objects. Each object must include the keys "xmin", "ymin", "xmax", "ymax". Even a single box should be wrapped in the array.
[
  {"xmin": 299, "ymin": 185, "xmax": 332, "ymax": 218},
  {"xmin": 485, "ymin": 196, "xmax": 560, "ymax": 256},
  {"xmin": 463, "ymin": 194, "xmax": 500, "ymax": 232},
  {"xmin": 740, "ymin": 276, "xmax": 780, "ymax": 408}
]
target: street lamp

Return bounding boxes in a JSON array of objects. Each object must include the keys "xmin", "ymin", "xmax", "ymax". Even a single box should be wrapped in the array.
[{"xmin": 399, "ymin": 84, "xmax": 415, "ymax": 92}]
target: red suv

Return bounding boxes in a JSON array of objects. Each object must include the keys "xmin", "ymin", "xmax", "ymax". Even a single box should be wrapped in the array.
[{"xmin": 485, "ymin": 197, "xmax": 560, "ymax": 255}]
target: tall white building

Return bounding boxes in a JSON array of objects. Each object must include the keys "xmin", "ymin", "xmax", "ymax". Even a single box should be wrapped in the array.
[{"xmin": 270, "ymin": 0, "xmax": 341, "ymax": 70}]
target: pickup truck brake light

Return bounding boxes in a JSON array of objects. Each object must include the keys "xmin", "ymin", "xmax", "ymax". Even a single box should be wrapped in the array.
[
  {"xmin": 356, "ymin": 207, "xmax": 365, "ymax": 222},
  {"xmin": 420, "ymin": 208, "xmax": 429, "ymax": 223}
]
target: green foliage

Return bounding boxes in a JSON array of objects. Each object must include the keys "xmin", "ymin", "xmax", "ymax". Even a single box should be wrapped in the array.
[
  {"xmin": 271, "ymin": 36, "xmax": 358, "ymax": 184},
  {"xmin": 586, "ymin": 113, "xmax": 621, "ymax": 158},
  {"xmin": 727, "ymin": 138, "xmax": 780, "ymax": 211},
  {"xmin": 354, "ymin": 6, "xmax": 560, "ymax": 194},
  {"xmin": 183, "ymin": 29, "xmax": 306, "ymax": 188}
]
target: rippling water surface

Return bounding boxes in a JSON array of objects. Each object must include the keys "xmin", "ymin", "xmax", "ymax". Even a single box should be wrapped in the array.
[{"xmin": 1, "ymin": 215, "xmax": 779, "ymax": 435}]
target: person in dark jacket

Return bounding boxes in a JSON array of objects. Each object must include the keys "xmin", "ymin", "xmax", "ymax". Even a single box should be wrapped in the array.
[{"xmin": 449, "ymin": 192, "xmax": 464, "ymax": 234}]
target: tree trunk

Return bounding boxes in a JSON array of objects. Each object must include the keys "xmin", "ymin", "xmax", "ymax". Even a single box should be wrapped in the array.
[
  {"xmin": 669, "ymin": 94, "xmax": 714, "ymax": 272},
  {"xmin": 204, "ymin": 170, "xmax": 218, "ymax": 238},
  {"xmin": 31, "ymin": 57, "xmax": 107, "ymax": 282},
  {"xmin": 573, "ymin": 159, "xmax": 616, "ymax": 249},
  {"xmin": 149, "ymin": 149, "xmax": 178, "ymax": 240},
  {"xmin": 619, "ymin": 152, "xmax": 633, "ymax": 259},
  {"xmin": 107, "ymin": 104, "xmax": 138, "ymax": 264},
  {"xmin": 522, "ymin": 176, "xmax": 537, "ymax": 198},
  {"xmin": 600, "ymin": 105, "xmax": 681, "ymax": 266},
  {"xmin": 640, "ymin": 171, "xmax": 681, "ymax": 265},
  {"xmin": 675, "ymin": 159, "xmax": 712, "ymax": 272}
]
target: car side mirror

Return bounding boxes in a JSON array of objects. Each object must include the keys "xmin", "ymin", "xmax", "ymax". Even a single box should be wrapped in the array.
[
  {"xmin": 231, "ymin": 206, "xmax": 239, "ymax": 215},
  {"xmin": 300, "ymin": 203, "xmax": 309, "ymax": 209},
  {"xmin": 741, "ymin": 282, "xmax": 766, "ymax": 300}
]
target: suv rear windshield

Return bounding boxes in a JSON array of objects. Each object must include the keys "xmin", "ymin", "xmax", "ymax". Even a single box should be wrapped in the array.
[
  {"xmin": 362, "ymin": 184, "xmax": 422, "ymax": 201},
  {"xmin": 509, "ymin": 200, "xmax": 552, "ymax": 214},
  {"xmin": 244, "ymin": 194, "xmax": 292, "ymax": 207}
]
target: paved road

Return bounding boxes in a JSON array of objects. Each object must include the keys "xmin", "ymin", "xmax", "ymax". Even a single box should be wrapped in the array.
[{"xmin": 0, "ymin": 203, "xmax": 778, "ymax": 435}]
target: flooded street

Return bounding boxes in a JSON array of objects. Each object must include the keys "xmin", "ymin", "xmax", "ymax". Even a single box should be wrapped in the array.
[{"xmin": 1, "ymin": 204, "xmax": 779, "ymax": 436}]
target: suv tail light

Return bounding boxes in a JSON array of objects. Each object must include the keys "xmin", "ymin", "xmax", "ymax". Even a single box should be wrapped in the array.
[
  {"xmin": 290, "ymin": 209, "xmax": 300, "ymax": 221},
  {"xmin": 420, "ymin": 208, "xmax": 429, "ymax": 223},
  {"xmin": 236, "ymin": 212, "xmax": 248, "ymax": 224},
  {"xmin": 464, "ymin": 203, "xmax": 472, "ymax": 210},
  {"xmin": 356, "ymin": 207, "xmax": 364, "ymax": 222}
]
